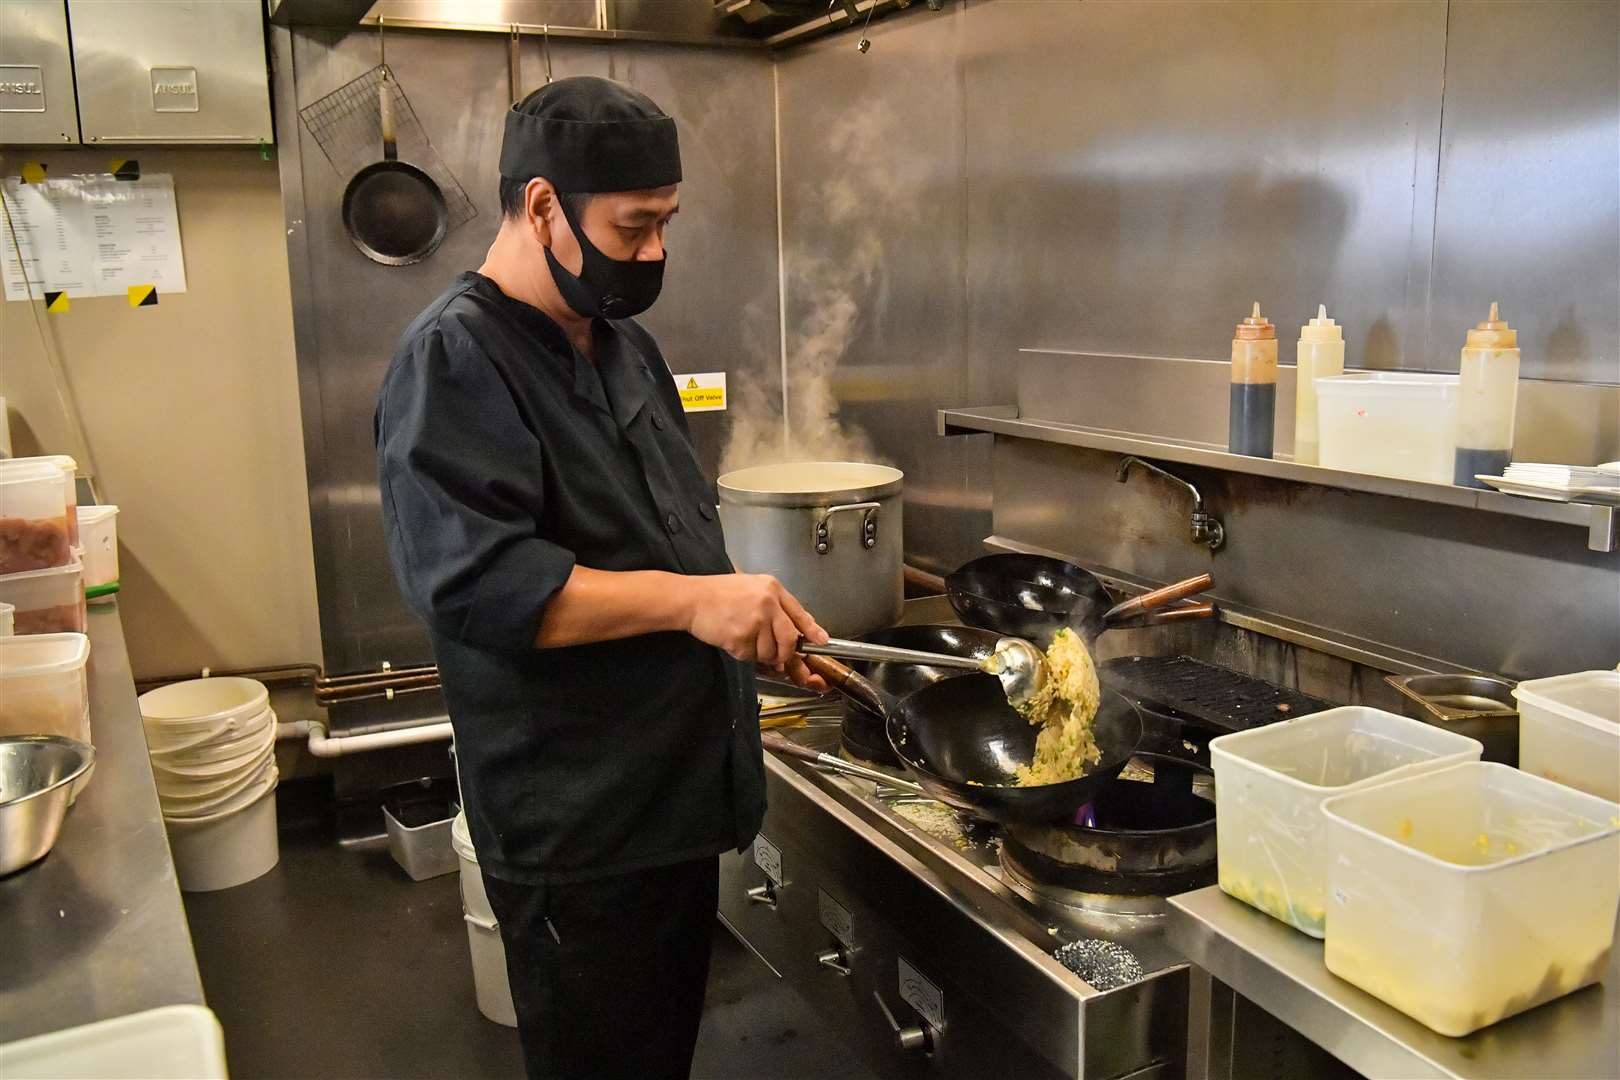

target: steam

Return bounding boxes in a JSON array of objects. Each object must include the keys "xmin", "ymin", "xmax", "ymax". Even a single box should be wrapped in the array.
[{"xmin": 720, "ymin": 102, "xmax": 910, "ymax": 476}]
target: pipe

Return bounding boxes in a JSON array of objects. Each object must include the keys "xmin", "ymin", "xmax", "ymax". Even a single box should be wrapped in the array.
[{"xmin": 280, "ymin": 718, "xmax": 455, "ymax": 758}]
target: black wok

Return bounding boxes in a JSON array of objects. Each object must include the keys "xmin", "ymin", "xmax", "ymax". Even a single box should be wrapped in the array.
[
  {"xmin": 342, "ymin": 70, "xmax": 448, "ymax": 267},
  {"xmin": 839, "ymin": 624, "xmax": 1004, "ymax": 764},
  {"xmin": 946, "ymin": 553, "xmax": 1213, "ymax": 645},
  {"xmin": 803, "ymin": 655, "xmax": 1143, "ymax": 824}
]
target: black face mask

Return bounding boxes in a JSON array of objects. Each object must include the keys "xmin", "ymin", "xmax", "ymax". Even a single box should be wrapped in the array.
[{"xmin": 545, "ymin": 197, "xmax": 666, "ymax": 320}]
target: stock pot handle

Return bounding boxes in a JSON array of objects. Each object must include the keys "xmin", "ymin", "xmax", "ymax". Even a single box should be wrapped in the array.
[{"xmin": 814, "ymin": 502, "xmax": 881, "ymax": 555}]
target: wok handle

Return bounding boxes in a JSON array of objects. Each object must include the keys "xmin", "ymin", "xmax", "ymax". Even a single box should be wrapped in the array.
[
  {"xmin": 761, "ymin": 731, "xmax": 926, "ymax": 796},
  {"xmin": 378, "ymin": 74, "xmax": 398, "ymax": 161},
  {"xmin": 1103, "ymin": 573, "xmax": 1212, "ymax": 623},
  {"xmin": 1111, "ymin": 601, "xmax": 1216, "ymax": 629},
  {"xmin": 801, "ymin": 655, "xmax": 890, "ymax": 719},
  {"xmin": 761, "ymin": 730, "xmax": 823, "ymax": 764},
  {"xmin": 800, "ymin": 637, "xmax": 983, "ymax": 672}
]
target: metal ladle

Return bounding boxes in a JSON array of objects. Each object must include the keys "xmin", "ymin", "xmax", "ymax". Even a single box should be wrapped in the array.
[{"xmin": 798, "ymin": 635, "xmax": 1047, "ymax": 709}]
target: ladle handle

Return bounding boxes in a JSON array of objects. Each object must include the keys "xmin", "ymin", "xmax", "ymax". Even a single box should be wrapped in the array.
[
  {"xmin": 1103, "ymin": 574, "xmax": 1213, "ymax": 623},
  {"xmin": 800, "ymin": 637, "xmax": 983, "ymax": 671},
  {"xmin": 801, "ymin": 655, "xmax": 889, "ymax": 719}
]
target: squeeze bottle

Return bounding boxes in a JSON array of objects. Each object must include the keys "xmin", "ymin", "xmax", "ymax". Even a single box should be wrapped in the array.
[
  {"xmin": 1230, "ymin": 302, "xmax": 1277, "ymax": 458},
  {"xmin": 1293, "ymin": 304, "xmax": 1344, "ymax": 466},
  {"xmin": 1454, "ymin": 302, "xmax": 1520, "ymax": 487}
]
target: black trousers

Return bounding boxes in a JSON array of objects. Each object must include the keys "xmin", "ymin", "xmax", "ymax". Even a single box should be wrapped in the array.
[{"xmin": 482, "ymin": 856, "xmax": 719, "ymax": 1080}]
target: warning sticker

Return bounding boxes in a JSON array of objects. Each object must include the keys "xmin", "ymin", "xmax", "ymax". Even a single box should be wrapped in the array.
[{"xmin": 677, "ymin": 371, "xmax": 726, "ymax": 413}]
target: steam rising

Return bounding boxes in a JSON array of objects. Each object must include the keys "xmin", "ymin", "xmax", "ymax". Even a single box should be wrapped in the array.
[{"xmin": 720, "ymin": 103, "xmax": 909, "ymax": 476}]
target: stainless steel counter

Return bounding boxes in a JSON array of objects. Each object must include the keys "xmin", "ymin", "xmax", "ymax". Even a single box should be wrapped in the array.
[
  {"xmin": 0, "ymin": 604, "xmax": 205, "ymax": 1042},
  {"xmin": 1168, "ymin": 886, "xmax": 1620, "ymax": 1080}
]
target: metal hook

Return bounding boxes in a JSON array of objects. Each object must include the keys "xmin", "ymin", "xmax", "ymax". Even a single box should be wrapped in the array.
[
  {"xmin": 542, "ymin": 23, "xmax": 553, "ymax": 84},
  {"xmin": 857, "ymin": 0, "xmax": 876, "ymax": 52},
  {"xmin": 508, "ymin": 24, "xmax": 521, "ymax": 105},
  {"xmin": 377, "ymin": 14, "xmax": 386, "ymax": 71}
]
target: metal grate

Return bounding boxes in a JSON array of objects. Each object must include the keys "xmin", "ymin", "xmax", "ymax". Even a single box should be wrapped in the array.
[
  {"xmin": 298, "ymin": 65, "xmax": 478, "ymax": 230},
  {"xmin": 1100, "ymin": 655, "xmax": 1332, "ymax": 735}
]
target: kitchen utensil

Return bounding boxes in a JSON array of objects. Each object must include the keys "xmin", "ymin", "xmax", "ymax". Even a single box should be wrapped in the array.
[
  {"xmin": 834, "ymin": 624, "xmax": 1004, "ymax": 764},
  {"xmin": 761, "ymin": 731, "xmax": 926, "ymax": 796},
  {"xmin": 946, "ymin": 553, "xmax": 1212, "ymax": 646},
  {"xmin": 341, "ymin": 67, "xmax": 448, "ymax": 265},
  {"xmin": 803, "ymin": 654, "xmax": 1144, "ymax": 824},
  {"xmin": 1384, "ymin": 673, "xmax": 1518, "ymax": 765},
  {"xmin": 799, "ymin": 634, "xmax": 1046, "ymax": 708},
  {"xmin": 0, "ymin": 734, "xmax": 94, "ymax": 875},
  {"xmin": 718, "ymin": 462, "xmax": 904, "ymax": 638}
]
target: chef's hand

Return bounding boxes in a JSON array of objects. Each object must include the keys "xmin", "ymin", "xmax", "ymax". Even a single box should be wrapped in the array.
[
  {"xmin": 687, "ymin": 573, "xmax": 828, "ymax": 671},
  {"xmin": 773, "ymin": 654, "xmax": 832, "ymax": 696}
]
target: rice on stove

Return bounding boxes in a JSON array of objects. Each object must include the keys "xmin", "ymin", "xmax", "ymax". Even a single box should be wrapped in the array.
[{"xmin": 1013, "ymin": 627, "xmax": 1102, "ymax": 786}]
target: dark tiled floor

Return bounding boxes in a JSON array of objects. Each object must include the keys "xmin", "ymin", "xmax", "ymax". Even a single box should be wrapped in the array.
[{"xmin": 184, "ymin": 825, "xmax": 878, "ymax": 1080}]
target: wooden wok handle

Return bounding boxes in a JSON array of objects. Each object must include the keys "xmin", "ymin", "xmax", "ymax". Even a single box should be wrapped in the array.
[
  {"xmin": 802, "ymin": 654, "xmax": 888, "ymax": 719},
  {"xmin": 1103, "ymin": 573, "xmax": 1213, "ymax": 623},
  {"xmin": 761, "ymin": 730, "xmax": 823, "ymax": 764},
  {"xmin": 1111, "ymin": 601, "xmax": 1216, "ymax": 629}
]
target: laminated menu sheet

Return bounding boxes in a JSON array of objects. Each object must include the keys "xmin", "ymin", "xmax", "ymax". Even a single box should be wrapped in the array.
[{"xmin": 1, "ymin": 174, "xmax": 188, "ymax": 301}]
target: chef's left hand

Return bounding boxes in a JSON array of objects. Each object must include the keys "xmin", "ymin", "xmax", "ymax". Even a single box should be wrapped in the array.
[{"xmin": 767, "ymin": 655, "xmax": 831, "ymax": 696}]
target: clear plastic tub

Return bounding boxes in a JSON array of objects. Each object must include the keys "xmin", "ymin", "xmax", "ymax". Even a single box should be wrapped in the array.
[
  {"xmin": 1316, "ymin": 372, "xmax": 1460, "ymax": 485},
  {"xmin": 0, "ymin": 560, "xmax": 86, "ymax": 635},
  {"xmin": 1513, "ymin": 670, "xmax": 1620, "ymax": 802},
  {"xmin": 0, "ymin": 1004, "xmax": 227, "ymax": 1080},
  {"xmin": 0, "ymin": 460, "xmax": 73, "ymax": 575},
  {"xmin": 1322, "ymin": 762, "xmax": 1620, "ymax": 1036},
  {"xmin": 0, "ymin": 633, "xmax": 91, "ymax": 743},
  {"xmin": 1210, "ymin": 706, "xmax": 1482, "ymax": 936},
  {"xmin": 0, "ymin": 601, "xmax": 12, "ymax": 636},
  {"xmin": 77, "ymin": 505, "xmax": 119, "ymax": 593}
]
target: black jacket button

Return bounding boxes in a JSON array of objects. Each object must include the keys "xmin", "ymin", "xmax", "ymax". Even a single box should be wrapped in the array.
[
  {"xmin": 651, "ymin": 413, "xmax": 666, "ymax": 431},
  {"xmin": 666, "ymin": 512, "xmax": 682, "ymax": 534},
  {"xmin": 698, "ymin": 502, "xmax": 715, "ymax": 521}
]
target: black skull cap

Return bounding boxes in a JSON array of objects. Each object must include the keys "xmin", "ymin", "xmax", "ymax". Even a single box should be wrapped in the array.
[{"xmin": 499, "ymin": 76, "xmax": 681, "ymax": 194}]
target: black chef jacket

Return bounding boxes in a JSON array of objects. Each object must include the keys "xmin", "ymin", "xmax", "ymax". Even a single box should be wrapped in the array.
[{"xmin": 375, "ymin": 271, "xmax": 765, "ymax": 885}]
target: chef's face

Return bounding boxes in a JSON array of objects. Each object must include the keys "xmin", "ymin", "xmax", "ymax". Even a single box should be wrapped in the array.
[{"xmin": 547, "ymin": 185, "xmax": 680, "ymax": 273}]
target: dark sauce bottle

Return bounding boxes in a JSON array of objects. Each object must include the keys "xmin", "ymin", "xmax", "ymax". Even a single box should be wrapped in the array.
[{"xmin": 1229, "ymin": 302, "xmax": 1277, "ymax": 458}]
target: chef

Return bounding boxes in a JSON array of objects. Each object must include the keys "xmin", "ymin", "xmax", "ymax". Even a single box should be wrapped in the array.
[{"xmin": 375, "ymin": 76, "xmax": 829, "ymax": 1079}]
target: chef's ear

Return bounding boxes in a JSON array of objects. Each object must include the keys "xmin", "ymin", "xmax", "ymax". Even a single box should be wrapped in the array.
[{"xmin": 525, "ymin": 178, "xmax": 558, "ymax": 249}]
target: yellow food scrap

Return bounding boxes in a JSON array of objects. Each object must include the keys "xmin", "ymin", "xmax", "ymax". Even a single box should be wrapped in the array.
[
  {"xmin": 1396, "ymin": 818, "xmax": 1413, "ymax": 839},
  {"xmin": 1475, "ymin": 833, "xmax": 1491, "ymax": 854},
  {"xmin": 1505, "ymin": 841, "xmax": 1519, "ymax": 855},
  {"xmin": 1013, "ymin": 628, "xmax": 1102, "ymax": 787}
]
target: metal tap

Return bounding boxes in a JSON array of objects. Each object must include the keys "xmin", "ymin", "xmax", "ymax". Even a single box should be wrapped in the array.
[{"xmin": 1116, "ymin": 456, "xmax": 1225, "ymax": 551}]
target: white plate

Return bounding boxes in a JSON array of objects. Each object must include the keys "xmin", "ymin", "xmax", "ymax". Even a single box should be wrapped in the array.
[{"xmin": 1477, "ymin": 476, "xmax": 1620, "ymax": 507}]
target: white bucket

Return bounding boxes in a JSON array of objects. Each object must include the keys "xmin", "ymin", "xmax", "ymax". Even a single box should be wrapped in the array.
[
  {"xmin": 452, "ymin": 812, "xmax": 517, "ymax": 1027},
  {"xmin": 165, "ymin": 773, "xmax": 279, "ymax": 892},
  {"xmin": 140, "ymin": 678, "xmax": 271, "ymax": 748}
]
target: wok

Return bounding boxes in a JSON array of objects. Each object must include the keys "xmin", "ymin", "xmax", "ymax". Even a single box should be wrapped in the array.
[
  {"xmin": 836, "ymin": 624, "xmax": 1004, "ymax": 763},
  {"xmin": 803, "ymin": 655, "xmax": 1143, "ymax": 824},
  {"xmin": 946, "ymin": 553, "xmax": 1213, "ymax": 645},
  {"xmin": 342, "ymin": 66, "xmax": 448, "ymax": 267}
]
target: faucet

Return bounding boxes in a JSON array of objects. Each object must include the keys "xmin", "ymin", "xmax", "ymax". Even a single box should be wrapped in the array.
[{"xmin": 1116, "ymin": 456, "xmax": 1225, "ymax": 551}]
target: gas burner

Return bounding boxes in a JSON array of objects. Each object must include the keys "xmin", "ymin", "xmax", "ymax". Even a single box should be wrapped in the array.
[{"xmin": 1000, "ymin": 753, "xmax": 1217, "ymax": 902}]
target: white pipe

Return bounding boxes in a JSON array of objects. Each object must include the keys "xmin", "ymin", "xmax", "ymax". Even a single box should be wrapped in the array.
[{"xmin": 278, "ymin": 718, "xmax": 454, "ymax": 758}]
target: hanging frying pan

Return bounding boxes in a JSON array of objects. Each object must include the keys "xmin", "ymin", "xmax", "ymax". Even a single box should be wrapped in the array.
[
  {"xmin": 802, "ymin": 656, "xmax": 1143, "ymax": 824},
  {"xmin": 946, "ymin": 553, "xmax": 1213, "ymax": 646},
  {"xmin": 341, "ymin": 22, "xmax": 448, "ymax": 267}
]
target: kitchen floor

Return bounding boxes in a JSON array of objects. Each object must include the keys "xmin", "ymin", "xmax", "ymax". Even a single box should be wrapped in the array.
[{"xmin": 184, "ymin": 812, "xmax": 879, "ymax": 1080}]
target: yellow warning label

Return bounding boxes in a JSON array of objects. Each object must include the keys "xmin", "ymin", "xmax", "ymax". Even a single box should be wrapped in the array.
[
  {"xmin": 20, "ymin": 162, "xmax": 46, "ymax": 185},
  {"xmin": 678, "ymin": 372, "xmax": 727, "ymax": 413},
  {"xmin": 128, "ymin": 284, "xmax": 158, "ymax": 308},
  {"xmin": 44, "ymin": 291, "xmax": 69, "ymax": 313}
]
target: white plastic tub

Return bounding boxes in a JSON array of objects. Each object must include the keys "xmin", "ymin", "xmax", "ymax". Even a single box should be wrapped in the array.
[
  {"xmin": 165, "ymin": 772, "xmax": 279, "ymax": 892},
  {"xmin": 0, "ymin": 560, "xmax": 86, "ymax": 635},
  {"xmin": 0, "ymin": 601, "xmax": 13, "ymax": 636},
  {"xmin": 76, "ymin": 505, "xmax": 119, "ymax": 594},
  {"xmin": 1316, "ymin": 372, "xmax": 1460, "ymax": 484},
  {"xmin": 453, "ymin": 811, "xmax": 518, "ymax": 1027},
  {"xmin": 1513, "ymin": 670, "xmax": 1620, "ymax": 802},
  {"xmin": 0, "ymin": 460, "xmax": 73, "ymax": 575},
  {"xmin": 0, "ymin": 633, "xmax": 91, "ymax": 743},
  {"xmin": 140, "ymin": 678, "xmax": 271, "ymax": 749},
  {"xmin": 1210, "ymin": 706, "xmax": 1482, "ymax": 936},
  {"xmin": 1322, "ymin": 762, "xmax": 1620, "ymax": 1036},
  {"xmin": 0, "ymin": 1004, "xmax": 227, "ymax": 1080}
]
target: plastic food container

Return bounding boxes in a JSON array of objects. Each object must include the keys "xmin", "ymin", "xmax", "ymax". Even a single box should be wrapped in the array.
[
  {"xmin": 0, "ymin": 602, "xmax": 12, "ymax": 636},
  {"xmin": 1210, "ymin": 706, "xmax": 1482, "ymax": 936},
  {"xmin": 0, "ymin": 560, "xmax": 86, "ymax": 635},
  {"xmin": 0, "ymin": 460, "xmax": 73, "ymax": 576},
  {"xmin": 0, "ymin": 633, "xmax": 91, "ymax": 743},
  {"xmin": 76, "ymin": 505, "xmax": 119, "ymax": 595},
  {"xmin": 382, "ymin": 776, "xmax": 459, "ymax": 881},
  {"xmin": 1513, "ymin": 670, "xmax": 1620, "ymax": 802},
  {"xmin": 1316, "ymin": 372, "xmax": 1460, "ymax": 485},
  {"xmin": 0, "ymin": 1004, "xmax": 227, "ymax": 1080},
  {"xmin": 1322, "ymin": 762, "xmax": 1620, "ymax": 1036},
  {"xmin": 452, "ymin": 810, "xmax": 518, "ymax": 1026}
]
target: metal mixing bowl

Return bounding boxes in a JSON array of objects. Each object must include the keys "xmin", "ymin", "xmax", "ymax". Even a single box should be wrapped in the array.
[{"xmin": 0, "ymin": 735, "xmax": 96, "ymax": 876}]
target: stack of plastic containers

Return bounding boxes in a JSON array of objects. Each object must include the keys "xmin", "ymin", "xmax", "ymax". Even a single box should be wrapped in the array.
[
  {"xmin": 0, "ymin": 634, "xmax": 92, "ymax": 743},
  {"xmin": 0, "ymin": 459, "xmax": 85, "ymax": 636},
  {"xmin": 138, "ymin": 677, "xmax": 280, "ymax": 892}
]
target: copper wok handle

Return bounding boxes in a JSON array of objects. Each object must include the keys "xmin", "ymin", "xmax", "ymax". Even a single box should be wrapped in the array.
[{"xmin": 1103, "ymin": 573, "xmax": 1213, "ymax": 624}]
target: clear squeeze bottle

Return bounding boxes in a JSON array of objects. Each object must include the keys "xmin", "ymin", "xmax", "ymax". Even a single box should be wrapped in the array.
[
  {"xmin": 1454, "ymin": 302, "xmax": 1520, "ymax": 487},
  {"xmin": 1293, "ymin": 304, "xmax": 1343, "ymax": 466},
  {"xmin": 1230, "ymin": 302, "xmax": 1277, "ymax": 458}
]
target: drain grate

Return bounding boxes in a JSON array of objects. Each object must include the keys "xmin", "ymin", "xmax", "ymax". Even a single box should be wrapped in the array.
[{"xmin": 1100, "ymin": 655, "xmax": 1332, "ymax": 735}]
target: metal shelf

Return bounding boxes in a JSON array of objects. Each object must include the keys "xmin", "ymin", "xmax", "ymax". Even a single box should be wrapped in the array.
[{"xmin": 939, "ymin": 405, "xmax": 1618, "ymax": 552}]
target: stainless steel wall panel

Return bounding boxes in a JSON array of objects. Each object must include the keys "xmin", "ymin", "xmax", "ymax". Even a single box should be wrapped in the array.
[
  {"xmin": 774, "ymin": 8, "xmax": 992, "ymax": 576},
  {"xmin": 280, "ymin": 25, "xmax": 780, "ymax": 683},
  {"xmin": 1427, "ymin": 0, "xmax": 1620, "ymax": 383}
]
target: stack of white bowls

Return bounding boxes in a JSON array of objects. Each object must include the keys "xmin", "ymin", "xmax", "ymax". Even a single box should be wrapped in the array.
[{"xmin": 138, "ymin": 677, "xmax": 279, "ymax": 891}]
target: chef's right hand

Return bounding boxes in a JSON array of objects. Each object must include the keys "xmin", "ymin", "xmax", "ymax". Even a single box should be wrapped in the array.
[{"xmin": 688, "ymin": 573, "xmax": 828, "ymax": 667}]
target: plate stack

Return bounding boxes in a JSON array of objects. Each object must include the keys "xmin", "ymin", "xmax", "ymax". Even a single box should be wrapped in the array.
[
  {"xmin": 1477, "ymin": 461, "xmax": 1620, "ymax": 505},
  {"xmin": 138, "ymin": 677, "xmax": 280, "ymax": 891}
]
